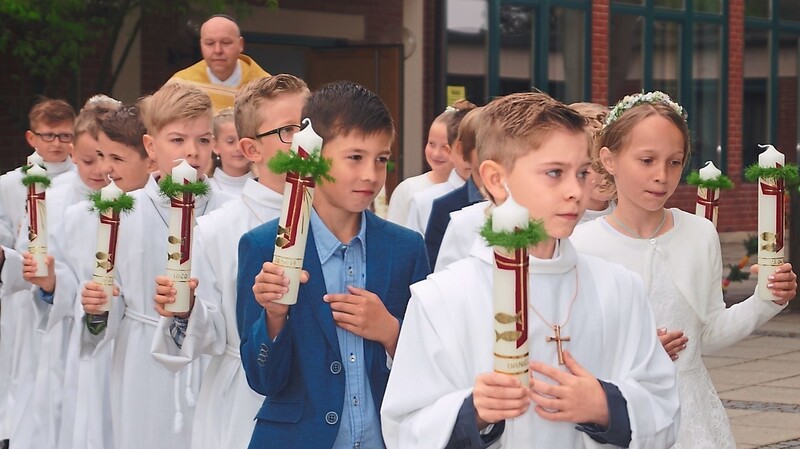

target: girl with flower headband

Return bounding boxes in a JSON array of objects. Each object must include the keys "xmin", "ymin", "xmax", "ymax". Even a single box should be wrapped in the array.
[
  {"xmin": 387, "ymin": 102, "xmax": 464, "ymax": 225},
  {"xmin": 571, "ymin": 91, "xmax": 798, "ymax": 447}
]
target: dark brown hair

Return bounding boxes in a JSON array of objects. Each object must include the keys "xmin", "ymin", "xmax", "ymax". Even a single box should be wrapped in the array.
[
  {"xmin": 98, "ymin": 105, "xmax": 148, "ymax": 158},
  {"xmin": 301, "ymin": 80, "xmax": 394, "ymax": 143}
]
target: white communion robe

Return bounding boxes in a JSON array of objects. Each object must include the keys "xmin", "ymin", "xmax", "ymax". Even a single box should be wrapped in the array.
[
  {"xmin": 434, "ymin": 201, "xmax": 488, "ymax": 272},
  {"xmin": 152, "ymin": 178, "xmax": 281, "ymax": 449},
  {"xmin": 405, "ymin": 169, "xmax": 465, "ymax": 235},
  {"xmin": 208, "ymin": 167, "xmax": 253, "ymax": 197},
  {"xmin": 0, "ymin": 160, "xmax": 75, "ymax": 442},
  {"xmin": 56, "ymin": 200, "xmax": 112, "ymax": 449},
  {"xmin": 381, "ymin": 239, "xmax": 680, "ymax": 449},
  {"xmin": 386, "ymin": 173, "xmax": 435, "ymax": 225},
  {"xmin": 80, "ymin": 175, "xmax": 234, "ymax": 449},
  {"xmin": 571, "ymin": 209, "xmax": 785, "ymax": 447},
  {"xmin": 12, "ymin": 176, "xmax": 93, "ymax": 449}
]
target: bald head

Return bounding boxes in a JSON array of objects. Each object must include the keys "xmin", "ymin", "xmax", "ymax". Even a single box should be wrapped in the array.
[{"xmin": 200, "ymin": 16, "xmax": 244, "ymax": 82}]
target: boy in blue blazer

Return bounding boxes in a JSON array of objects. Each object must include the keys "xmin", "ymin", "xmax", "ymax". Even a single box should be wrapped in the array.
[{"xmin": 236, "ymin": 81, "xmax": 430, "ymax": 449}]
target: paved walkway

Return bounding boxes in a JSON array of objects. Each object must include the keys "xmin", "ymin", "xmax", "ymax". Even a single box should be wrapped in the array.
[{"xmin": 707, "ymin": 312, "xmax": 800, "ymax": 448}]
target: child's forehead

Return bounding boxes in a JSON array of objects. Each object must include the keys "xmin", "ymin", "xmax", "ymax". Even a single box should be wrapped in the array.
[
  {"xmin": 158, "ymin": 115, "xmax": 213, "ymax": 133},
  {"xmin": 323, "ymin": 130, "xmax": 393, "ymax": 151}
]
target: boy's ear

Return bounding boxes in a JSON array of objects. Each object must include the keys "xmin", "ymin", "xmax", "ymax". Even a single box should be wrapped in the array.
[
  {"xmin": 239, "ymin": 138, "xmax": 261, "ymax": 164},
  {"xmin": 143, "ymin": 134, "xmax": 156, "ymax": 160},
  {"xmin": 25, "ymin": 130, "xmax": 36, "ymax": 149},
  {"xmin": 598, "ymin": 146, "xmax": 614, "ymax": 175},
  {"xmin": 479, "ymin": 159, "xmax": 507, "ymax": 204}
]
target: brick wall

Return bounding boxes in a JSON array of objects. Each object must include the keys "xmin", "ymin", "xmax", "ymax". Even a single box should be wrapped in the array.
[{"xmin": 591, "ymin": 0, "xmax": 609, "ymax": 105}]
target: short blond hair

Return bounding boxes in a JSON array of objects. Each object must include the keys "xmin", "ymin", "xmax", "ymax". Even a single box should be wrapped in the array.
[
  {"xmin": 234, "ymin": 74, "xmax": 310, "ymax": 139},
  {"xmin": 477, "ymin": 92, "xmax": 589, "ymax": 170},
  {"xmin": 140, "ymin": 83, "xmax": 213, "ymax": 135}
]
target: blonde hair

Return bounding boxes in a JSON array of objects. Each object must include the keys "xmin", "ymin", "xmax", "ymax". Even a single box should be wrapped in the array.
[
  {"xmin": 444, "ymin": 99, "xmax": 478, "ymax": 146},
  {"xmin": 595, "ymin": 102, "xmax": 691, "ymax": 198},
  {"xmin": 213, "ymin": 108, "xmax": 235, "ymax": 138},
  {"xmin": 476, "ymin": 92, "xmax": 589, "ymax": 170},
  {"xmin": 234, "ymin": 74, "xmax": 310, "ymax": 139},
  {"xmin": 569, "ymin": 102, "xmax": 607, "ymax": 135},
  {"xmin": 75, "ymin": 95, "xmax": 122, "ymax": 140},
  {"xmin": 140, "ymin": 83, "xmax": 213, "ymax": 135},
  {"xmin": 29, "ymin": 98, "xmax": 75, "ymax": 129}
]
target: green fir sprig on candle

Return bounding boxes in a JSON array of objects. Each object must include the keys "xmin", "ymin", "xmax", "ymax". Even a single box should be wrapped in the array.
[
  {"xmin": 157, "ymin": 174, "xmax": 210, "ymax": 199},
  {"xmin": 686, "ymin": 171, "xmax": 735, "ymax": 190},
  {"xmin": 479, "ymin": 216, "xmax": 548, "ymax": 251},
  {"xmin": 21, "ymin": 173, "xmax": 51, "ymax": 188},
  {"xmin": 87, "ymin": 191, "xmax": 136, "ymax": 215},
  {"xmin": 744, "ymin": 163, "xmax": 800, "ymax": 184},
  {"xmin": 267, "ymin": 150, "xmax": 334, "ymax": 184}
]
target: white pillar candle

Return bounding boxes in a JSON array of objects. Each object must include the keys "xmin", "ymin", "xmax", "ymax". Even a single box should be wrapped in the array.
[
  {"xmin": 756, "ymin": 144, "xmax": 785, "ymax": 301},
  {"xmin": 273, "ymin": 119, "xmax": 324, "ymax": 305},
  {"xmin": 93, "ymin": 179, "xmax": 124, "ymax": 312},
  {"xmin": 26, "ymin": 163, "xmax": 48, "ymax": 276},
  {"xmin": 27, "ymin": 152, "xmax": 44, "ymax": 167},
  {"xmin": 491, "ymin": 193, "xmax": 531, "ymax": 386},
  {"xmin": 696, "ymin": 161, "xmax": 722, "ymax": 227},
  {"xmin": 165, "ymin": 160, "xmax": 197, "ymax": 313}
]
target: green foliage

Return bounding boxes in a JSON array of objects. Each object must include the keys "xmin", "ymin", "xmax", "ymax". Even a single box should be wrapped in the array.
[
  {"xmin": 267, "ymin": 150, "xmax": 334, "ymax": 184},
  {"xmin": 479, "ymin": 216, "xmax": 548, "ymax": 251},
  {"xmin": 21, "ymin": 174, "xmax": 51, "ymax": 188},
  {"xmin": 744, "ymin": 163, "xmax": 800, "ymax": 184},
  {"xmin": 88, "ymin": 191, "xmax": 136, "ymax": 215},
  {"xmin": 685, "ymin": 171, "xmax": 735, "ymax": 190},
  {"xmin": 158, "ymin": 174, "xmax": 211, "ymax": 199}
]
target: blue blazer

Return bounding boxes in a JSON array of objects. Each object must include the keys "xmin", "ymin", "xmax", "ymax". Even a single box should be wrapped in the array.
[{"xmin": 237, "ymin": 211, "xmax": 430, "ymax": 449}]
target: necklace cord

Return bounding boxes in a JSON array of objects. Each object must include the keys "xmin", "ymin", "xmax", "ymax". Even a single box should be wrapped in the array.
[{"xmin": 608, "ymin": 209, "xmax": 667, "ymax": 240}]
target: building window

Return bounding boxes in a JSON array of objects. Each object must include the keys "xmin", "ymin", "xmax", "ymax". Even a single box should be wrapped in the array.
[
  {"xmin": 610, "ymin": 0, "xmax": 725, "ymax": 171},
  {"xmin": 444, "ymin": 0, "xmax": 589, "ymax": 106},
  {"xmin": 743, "ymin": 0, "xmax": 800, "ymax": 168}
]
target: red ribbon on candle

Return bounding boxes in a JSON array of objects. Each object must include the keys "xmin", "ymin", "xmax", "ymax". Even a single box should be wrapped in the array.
[
  {"xmin": 170, "ymin": 189, "xmax": 195, "ymax": 264},
  {"xmin": 696, "ymin": 188, "xmax": 718, "ymax": 222},
  {"xmin": 26, "ymin": 184, "xmax": 45, "ymax": 238},
  {"xmin": 278, "ymin": 172, "xmax": 316, "ymax": 250},
  {"xmin": 99, "ymin": 211, "xmax": 120, "ymax": 273},
  {"xmin": 495, "ymin": 248, "xmax": 529, "ymax": 348},
  {"xmin": 760, "ymin": 171, "xmax": 785, "ymax": 252}
]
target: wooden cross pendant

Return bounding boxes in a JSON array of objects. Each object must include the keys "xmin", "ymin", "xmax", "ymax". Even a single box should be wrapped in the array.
[{"xmin": 546, "ymin": 325, "xmax": 571, "ymax": 365}]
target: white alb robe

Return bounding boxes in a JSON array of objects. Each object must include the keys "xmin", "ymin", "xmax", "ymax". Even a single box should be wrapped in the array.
[
  {"xmin": 382, "ymin": 239, "xmax": 679, "ymax": 449},
  {"xmin": 13, "ymin": 177, "xmax": 93, "ymax": 449},
  {"xmin": 152, "ymin": 178, "xmax": 281, "ymax": 449},
  {"xmin": 386, "ymin": 173, "xmax": 436, "ymax": 225},
  {"xmin": 0, "ymin": 161, "xmax": 75, "ymax": 442},
  {"xmin": 208, "ymin": 167, "xmax": 253, "ymax": 197},
  {"xmin": 405, "ymin": 169, "xmax": 465, "ymax": 234},
  {"xmin": 80, "ymin": 175, "xmax": 234, "ymax": 449},
  {"xmin": 434, "ymin": 201, "xmax": 488, "ymax": 272}
]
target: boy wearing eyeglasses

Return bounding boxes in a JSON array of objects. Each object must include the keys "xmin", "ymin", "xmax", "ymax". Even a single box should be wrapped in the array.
[{"xmin": 150, "ymin": 74, "xmax": 309, "ymax": 449}]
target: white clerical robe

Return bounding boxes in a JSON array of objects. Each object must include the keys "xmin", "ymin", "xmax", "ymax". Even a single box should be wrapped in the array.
[
  {"xmin": 80, "ymin": 175, "xmax": 234, "ymax": 449},
  {"xmin": 386, "ymin": 173, "xmax": 435, "ymax": 225},
  {"xmin": 152, "ymin": 179, "xmax": 281, "ymax": 449},
  {"xmin": 435, "ymin": 201, "xmax": 488, "ymax": 272},
  {"xmin": 0, "ymin": 160, "xmax": 75, "ymax": 442},
  {"xmin": 405, "ymin": 169, "xmax": 465, "ymax": 234},
  {"xmin": 56, "ymin": 201, "xmax": 112, "ymax": 449},
  {"xmin": 208, "ymin": 167, "xmax": 253, "ymax": 197},
  {"xmin": 13, "ymin": 177, "xmax": 93, "ymax": 449},
  {"xmin": 381, "ymin": 239, "xmax": 679, "ymax": 449}
]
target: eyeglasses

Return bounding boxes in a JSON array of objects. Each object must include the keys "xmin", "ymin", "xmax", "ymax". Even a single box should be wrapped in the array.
[
  {"xmin": 254, "ymin": 125, "xmax": 301, "ymax": 144},
  {"xmin": 32, "ymin": 131, "xmax": 74, "ymax": 143}
]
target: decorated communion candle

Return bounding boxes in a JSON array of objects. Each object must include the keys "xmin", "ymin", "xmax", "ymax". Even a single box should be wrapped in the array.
[
  {"xmin": 756, "ymin": 144, "xmax": 785, "ymax": 301},
  {"xmin": 93, "ymin": 180, "xmax": 124, "ymax": 312},
  {"xmin": 165, "ymin": 160, "xmax": 197, "ymax": 313}
]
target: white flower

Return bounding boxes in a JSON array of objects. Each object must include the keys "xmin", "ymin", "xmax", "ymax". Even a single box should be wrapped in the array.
[{"xmin": 605, "ymin": 90, "xmax": 686, "ymax": 128}]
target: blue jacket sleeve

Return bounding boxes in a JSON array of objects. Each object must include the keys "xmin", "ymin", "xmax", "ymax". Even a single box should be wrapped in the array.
[
  {"xmin": 446, "ymin": 394, "xmax": 504, "ymax": 449},
  {"xmin": 576, "ymin": 380, "xmax": 632, "ymax": 447},
  {"xmin": 236, "ymin": 229, "xmax": 293, "ymax": 397}
]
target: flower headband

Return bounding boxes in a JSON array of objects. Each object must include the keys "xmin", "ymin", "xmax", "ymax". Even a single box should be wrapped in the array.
[{"xmin": 605, "ymin": 91, "xmax": 687, "ymax": 128}]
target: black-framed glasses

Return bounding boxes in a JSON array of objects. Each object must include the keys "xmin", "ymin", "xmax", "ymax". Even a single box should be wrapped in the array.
[
  {"xmin": 32, "ymin": 131, "xmax": 74, "ymax": 143},
  {"xmin": 254, "ymin": 125, "xmax": 301, "ymax": 144}
]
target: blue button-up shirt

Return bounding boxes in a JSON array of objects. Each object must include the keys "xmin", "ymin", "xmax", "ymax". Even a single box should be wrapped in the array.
[{"xmin": 311, "ymin": 209, "xmax": 384, "ymax": 449}]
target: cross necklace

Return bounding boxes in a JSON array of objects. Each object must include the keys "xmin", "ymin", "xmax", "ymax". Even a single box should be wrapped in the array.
[{"xmin": 529, "ymin": 268, "xmax": 579, "ymax": 365}]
